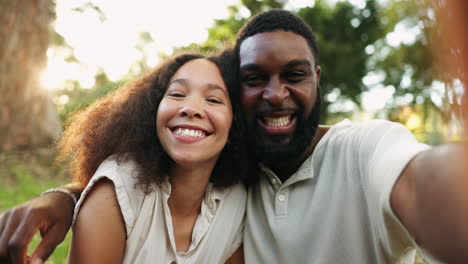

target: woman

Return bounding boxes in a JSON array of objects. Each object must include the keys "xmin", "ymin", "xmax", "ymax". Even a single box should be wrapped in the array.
[{"xmin": 60, "ymin": 51, "xmax": 249, "ymax": 263}]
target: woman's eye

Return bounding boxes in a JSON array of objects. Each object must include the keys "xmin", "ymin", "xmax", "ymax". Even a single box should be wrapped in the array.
[
  {"xmin": 168, "ymin": 93, "xmax": 185, "ymax": 98},
  {"xmin": 206, "ymin": 98, "xmax": 222, "ymax": 104}
]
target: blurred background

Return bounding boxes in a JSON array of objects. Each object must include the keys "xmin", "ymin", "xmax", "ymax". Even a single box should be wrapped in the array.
[{"xmin": 0, "ymin": 0, "xmax": 465, "ymax": 262}]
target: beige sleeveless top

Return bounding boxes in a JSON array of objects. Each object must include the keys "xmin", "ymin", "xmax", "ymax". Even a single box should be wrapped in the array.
[{"xmin": 73, "ymin": 157, "xmax": 246, "ymax": 264}]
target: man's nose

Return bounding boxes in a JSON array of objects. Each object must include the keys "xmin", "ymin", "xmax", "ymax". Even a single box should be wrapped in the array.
[
  {"xmin": 262, "ymin": 77, "xmax": 289, "ymax": 105},
  {"xmin": 179, "ymin": 97, "xmax": 205, "ymax": 118}
]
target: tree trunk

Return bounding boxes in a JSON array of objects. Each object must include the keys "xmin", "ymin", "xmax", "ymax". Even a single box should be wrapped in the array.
[{"xmin": 0, "ymin": 0, "xmax": 61, "ymax": 151}]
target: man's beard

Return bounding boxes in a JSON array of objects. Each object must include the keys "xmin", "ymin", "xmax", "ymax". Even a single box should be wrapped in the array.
[{"xmin": 246, "ymin": 92, "xmax": 322, "ymax": 166}]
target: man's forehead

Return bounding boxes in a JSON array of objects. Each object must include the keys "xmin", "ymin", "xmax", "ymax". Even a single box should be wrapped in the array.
[{"xmin": 239, "ymin": 30, "xmax": 315, "ymax": 67}]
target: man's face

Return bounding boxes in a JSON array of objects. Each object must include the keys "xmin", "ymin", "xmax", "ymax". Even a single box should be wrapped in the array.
[{"xmin": 239, "ymin": 30, "xmax": 321, "ymax": 164}]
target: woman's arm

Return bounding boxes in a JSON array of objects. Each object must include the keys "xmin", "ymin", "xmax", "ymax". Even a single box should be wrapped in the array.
[
  {"xmin": 225, "ymin": 245, "xmax": 244, "ymax": 264},
  {"xmin": 68, "ymin": 179, "xmax": 126, "ymax": 264}
]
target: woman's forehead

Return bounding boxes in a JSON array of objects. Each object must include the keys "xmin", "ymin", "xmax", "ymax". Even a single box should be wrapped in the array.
[{"xmin": 170, "ymin": 59, "xmax": 227, "ymax": 91}]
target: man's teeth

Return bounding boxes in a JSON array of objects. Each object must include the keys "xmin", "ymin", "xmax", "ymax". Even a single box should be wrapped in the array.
[
  {"xmin": 174, "ymin": 128, "xmax": 206, "ymax": 138},
  {"xmin": 264, "ymin": 116, "xmax": 291, "ymax": 127}
]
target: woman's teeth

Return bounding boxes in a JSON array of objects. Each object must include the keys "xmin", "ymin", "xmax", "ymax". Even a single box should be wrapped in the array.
[{"xmin": 174, "ymin": 128, "xmax": 206, "ymax": 138}]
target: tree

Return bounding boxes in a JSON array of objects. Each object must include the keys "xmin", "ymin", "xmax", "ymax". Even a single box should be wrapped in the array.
[
  {"xmin": 374, "ymin": 0, "xmax": 463, "ymax": 144},
  {"xmin": 0, "ymin": 0, "xmax": 61, "ymax": 151},
  {"xmin": 298, "ymin": 0, "xmax": 383, "ymax": 121}
]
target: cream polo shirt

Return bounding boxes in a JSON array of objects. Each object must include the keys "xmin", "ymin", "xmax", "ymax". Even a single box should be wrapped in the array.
[
  {"xmin": 73, "ymin": 157, "xmax": 246, "ymax": 264},
  {"xmin": 244, "ymin": 119, "xmax": 435, "ymax": 264}
]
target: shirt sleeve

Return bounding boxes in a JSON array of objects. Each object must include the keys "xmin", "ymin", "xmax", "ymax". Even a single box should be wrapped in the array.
[
  {"xmin": 358, "ymin": 120, "xmax": 431, "ymax": 261},
  {"xmin": 73, "ymin": 157, "xmax": 147, "ymax": 237}
]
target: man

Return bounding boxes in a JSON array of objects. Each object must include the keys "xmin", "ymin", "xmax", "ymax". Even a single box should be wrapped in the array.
[{"xmin": 1, "ymin": 9, "xmax": 468, "ymax": 264}]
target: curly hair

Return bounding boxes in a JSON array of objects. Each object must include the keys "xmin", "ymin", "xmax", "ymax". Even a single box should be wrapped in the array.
[
  {"xmin": 56, "ymin": 50, "xmax": 249, "ymax": 192},
  {"xmin": 234, "ymin": 9, "xmax": 320, "ymax": 64}
]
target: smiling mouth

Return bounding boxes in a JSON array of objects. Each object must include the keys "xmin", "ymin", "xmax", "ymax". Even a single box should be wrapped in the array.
[
  {"xmin": 263, "ymin": 115, "xmax": 293, "ymax": 127},
  {"xmin": 173, "ymin": 127, "xmax": 208, "ymax": 138},
  {"xmin": 257, "ymin": 114, "xmax": 296, "ymax": 135}
]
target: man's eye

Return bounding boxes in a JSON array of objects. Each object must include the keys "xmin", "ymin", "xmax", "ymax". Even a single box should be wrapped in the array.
[
  {"xmin": 285, "ymin": 71, "xmax": 307, "ymax": 83},
  {"xmin": 242, "ymin": 75, "xmax": 265, "ymax": 86}
]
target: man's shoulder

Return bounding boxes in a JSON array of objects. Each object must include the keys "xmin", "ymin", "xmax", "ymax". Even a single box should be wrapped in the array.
[
  {"xmin": 315, "ymin": 119, "xmax": 410, "ymax": 152},
  {"xmin": 322, "ymin": 119, "xmax": 406, "ymax": 138},
  {"xmin": 330, "ymin": 118, "xmax": 402, "ymax": 130}
]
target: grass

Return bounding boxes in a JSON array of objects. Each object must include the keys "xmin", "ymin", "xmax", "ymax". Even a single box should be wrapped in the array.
[{"xmin": 0, "ymin": 148, "xmax": 71, "ymax": 264}]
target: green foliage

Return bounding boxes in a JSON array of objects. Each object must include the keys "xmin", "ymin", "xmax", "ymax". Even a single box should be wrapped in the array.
[
  {"xmin": 56, "ymin": 76, "xmax": 121, "ymax": 123},
  {"xmin": 242, "ymin": 0, "xmax": 285, "ymax": 13},
  {"xmin": 298, "ymin": 0, "xmax": 384, "ymax": 120},
  {"xmin": 376, "ymin": 0, "xmax": 434, "ymax": 101}
]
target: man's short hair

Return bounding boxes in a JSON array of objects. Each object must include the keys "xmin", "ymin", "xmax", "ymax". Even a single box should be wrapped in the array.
[{"xmin": 235, "ymin": 9, "xmax": 320, "ymax": 64}]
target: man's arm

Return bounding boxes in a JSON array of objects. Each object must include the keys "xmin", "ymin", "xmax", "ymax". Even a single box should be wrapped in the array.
[
  {"xmin": 391, "ymin": 143, "xmax": 468, "ymax": 263},
  {"xmin": 0, "ymin": 183, "xmax": 82, "ymax": 264}
]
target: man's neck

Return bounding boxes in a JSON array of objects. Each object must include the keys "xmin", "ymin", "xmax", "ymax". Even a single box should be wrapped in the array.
[{"xmin": 267, "ymin": 125, "xmax": 330, "ymax": 182}]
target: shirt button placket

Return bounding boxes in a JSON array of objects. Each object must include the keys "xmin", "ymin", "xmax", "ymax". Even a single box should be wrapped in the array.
[
  {"xmin": 278, "ymin": 194, "xmax": 285, "ymax": 201},
  {"xmin": 271, "ymin": 178, "xmax": 276, "ymax": 185},
  {"xmin": 275, "ymin": 190, "xmax": 288, "ymax": 216}
]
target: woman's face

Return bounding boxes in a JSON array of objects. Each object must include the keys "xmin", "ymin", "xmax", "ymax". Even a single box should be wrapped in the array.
[{"xmin": 157, "ymin": 58, "xmax": 233, "ymax": 168}]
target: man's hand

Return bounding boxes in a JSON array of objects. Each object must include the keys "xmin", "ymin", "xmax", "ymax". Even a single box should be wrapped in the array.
[{"xmin": 0, "ymin": 192, "xmax": 75, "ymax": 264}]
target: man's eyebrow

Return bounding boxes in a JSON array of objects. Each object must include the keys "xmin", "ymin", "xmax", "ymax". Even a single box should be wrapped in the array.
[
  {"xmin": 240, "ymin": 60, "xmax": 312, "ymax": 72},
  {"xmin": 239, "ymin": 64, "xmax": 262, "ymax": 73},
  {"xmin": 284, "ymin": 59, "xmax": 312, "ymax": 69}
]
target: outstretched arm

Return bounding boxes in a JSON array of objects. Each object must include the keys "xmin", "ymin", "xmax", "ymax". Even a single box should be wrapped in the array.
[
  {"xmin": 68, "ymin": 179, "xmax": 126, "ymax": 264},
  {"xmin": 393, "ymin": 1, "xmax": 468, "ymax": 262},
  {"xmin": 391, "ymin": 143, "xmax": 468, "ymax": 263},
  {"xmin": 0, "ymin": 183, "xmax": 82, "ymax": 264}
]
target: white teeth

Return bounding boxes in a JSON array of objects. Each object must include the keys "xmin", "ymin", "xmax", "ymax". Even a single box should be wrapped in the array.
[
  {"xmin": 174, "ymin": 128, "xmax": 206, "ymax": 138},
  {"xmin": 264, "ymin": 116, "xmax": 291, "ymax": 127}
]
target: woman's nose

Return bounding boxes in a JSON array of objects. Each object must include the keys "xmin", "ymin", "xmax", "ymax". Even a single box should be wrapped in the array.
[{"xmin": 179, "ymin": 98, "xmax": 205, "ymax": 118}]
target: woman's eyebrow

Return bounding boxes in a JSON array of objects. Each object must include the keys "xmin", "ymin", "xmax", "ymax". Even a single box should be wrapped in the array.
[
  {"xmin": 206, "ymin": 84, "xmax": 228, "ymax": 97},
  {"xmin": 169, "ymin": 79, "xmax": 228, "ymax": 96},
  {"xmin": 168, "ymin": 79, "xmax": 188, "ymax": 86}
]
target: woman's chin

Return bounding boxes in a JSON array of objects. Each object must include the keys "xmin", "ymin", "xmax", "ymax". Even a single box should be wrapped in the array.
[{"xmin": 171, "ymin": 155, "xmax": 219, "ymax": 170}]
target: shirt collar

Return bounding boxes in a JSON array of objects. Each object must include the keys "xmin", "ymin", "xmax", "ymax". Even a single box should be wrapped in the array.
[
  {"xmin": 161, "ymin": 180, "xmax": 224, "ymax": 214},
  {"xmin": 259, "ymin": 152, "xmax": 315, "ymax": 188},
  {"xmin": 203, "ymin": 183, "xmax": 224, "ymax": 213},
  {"xmin": 161, "ymin": 180, "xmax": 224, "ymax": 255}
]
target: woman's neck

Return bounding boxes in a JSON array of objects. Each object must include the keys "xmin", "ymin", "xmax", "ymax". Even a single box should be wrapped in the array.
[{"xmin": 167, "ymin": 163, "xmax": 213, "ymax": 216}]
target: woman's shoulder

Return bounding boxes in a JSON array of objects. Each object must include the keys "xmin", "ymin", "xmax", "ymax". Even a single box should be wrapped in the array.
[
  {"xmin": 74, "ymin": 155, "xmax": 160, "ymax": 234},
  {"xmin": 215, "ymin": 183, "xmax": 247, "ymax": 212},
  {"xmin": 94, "ymin": 155, "xmax": 139, "ymax": 182},
  {"xmin": 70, "ymin": 179, "xmax": 127, "ymax": 263},
  {"xmin": 225, "ymin": 183, "xmax": 247, "ymax": 197}
]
